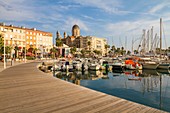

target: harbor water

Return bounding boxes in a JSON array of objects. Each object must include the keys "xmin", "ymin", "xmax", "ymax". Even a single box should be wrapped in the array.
[{"xmin": 54, "ymin": 69, "xmax": 170, "ymax": 112}]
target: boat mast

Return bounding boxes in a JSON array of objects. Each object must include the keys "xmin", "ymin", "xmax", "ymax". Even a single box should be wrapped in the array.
[
  {"xmin": 150, "ymin": 26, "xmax": 153, "ymax": 52},
  {"xmin": 160, "ymin": 18, "xmax": 162, "ymax": 57}
]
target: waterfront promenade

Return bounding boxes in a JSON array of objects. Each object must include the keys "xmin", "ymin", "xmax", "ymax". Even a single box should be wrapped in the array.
[{"xmin": 0, "ymin": 61, "xmax": 167, "ymax": 113}]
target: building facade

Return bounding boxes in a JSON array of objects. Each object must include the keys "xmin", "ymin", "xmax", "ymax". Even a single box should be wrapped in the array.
[
  {"xmin": 0, "ymin": 23, "xmax": 53, "ymax": 57},
  {"xmin": 60, "ymin": 24, "xmax": 107, "ymax": 56},
  {"xmin": 0, "ymin": 24, "xmax": 26, "ymax": 57}
]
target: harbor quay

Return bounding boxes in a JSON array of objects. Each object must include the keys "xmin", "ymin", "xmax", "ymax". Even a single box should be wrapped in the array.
[{"xmin": 0, "ymin": 61, "xmax": 167, "ymax": 113}]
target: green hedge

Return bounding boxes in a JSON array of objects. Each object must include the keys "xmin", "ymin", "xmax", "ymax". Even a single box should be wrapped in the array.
[{"xmin": 26, "ymin": 56, "xmax": 35, "ymax": 60}]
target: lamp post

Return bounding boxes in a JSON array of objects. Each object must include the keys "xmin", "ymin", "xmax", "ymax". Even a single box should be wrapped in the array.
[
  {"xmin": 24, "ymin": 40, "xmax": 26, "ymax": 63},
  {"xmin": 11, "ymin": 37, "xmax": 13, "ymax": 66},
  {"xmin": 4, "ymin": 35, "xmax": 6, "ymax": 69}
]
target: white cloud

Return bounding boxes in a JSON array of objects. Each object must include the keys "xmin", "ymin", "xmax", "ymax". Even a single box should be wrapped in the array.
[
  {"xmin": 149, "ymin": 2, "xmax": 170, "ymax": 14},
  {"xmin": 71, "ymin": 0, "xmax": 126, "ymax": 14},
  {"xmin": 62, "ymin": 17, "xmax": 89, "ymax": 32},
  {"xmin": 105, "ymin": 18, "xmax": 170, "ymax": 49}
]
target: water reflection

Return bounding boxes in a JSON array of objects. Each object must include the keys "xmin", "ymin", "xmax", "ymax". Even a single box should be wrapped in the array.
[
  {"xmin": 54, "ymin": 69, "xmax": 170, "ymax": 112},
  {"xmin": 55, "ymin": 70, "xmax": 109, "ymax": 85}
]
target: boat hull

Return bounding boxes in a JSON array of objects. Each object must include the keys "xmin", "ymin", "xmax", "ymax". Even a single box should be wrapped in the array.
[
  {"xmin": 142, "ymin": 63, "xmax": 159, "ymax": 69},
  {"xmin": 157, "ymin": 64, "xmax": 170, "ymax": 70}
]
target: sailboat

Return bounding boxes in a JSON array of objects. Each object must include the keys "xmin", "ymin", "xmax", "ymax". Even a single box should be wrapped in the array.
[
  {"xmin": 157, "ymin": 18, "xmax": 170, "ymax": 70},
  {"xmin": 140, "ymin": 18, "xmax": 166, "ymax": 70}
]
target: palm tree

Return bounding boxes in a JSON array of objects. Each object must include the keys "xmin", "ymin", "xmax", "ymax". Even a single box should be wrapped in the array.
[
  {"xmin": 105, "ymin": 44, "xmax": 110, "ymax": 56},
  {"xmin": 70, "ymin": 47, "xmax": 76, "ymax": 57},
  {"xmin": 33, "ymin": 48, "xmax": 39, "ymax": 59},
  {"xmin": 14, "ymin": 46, "xmax": 19, "ymax": 58},
  {"xmin": 121, "ymin": 47, "xmax": 126, "ymax": 55},
  {"xmin": 56, "ymin": 38, "xmax": 63, "ymax": 47},
  {"xmin": 50, "ymin": 47, "xmax": 57, "ymax": 58},
  {"xmin": 0, "ymin": 34, "xmax": 4, "ymax": 55},
  {"xmin": 5, "ymin": 46, "xmax": 12, "ymax": 58},
  {"xmin": 127, "ymin": 50, "xmax": 131, "ymax": 55},
  {"xmin": 87, "ymin": 41, "xmax": 91, "ymax": 51},
  {"xmin": 111, "ymin": 45, "xmax": 116, "ymax": 51},
  {"xmin": 134, "ymin": 50, "xmax": 139, "ymax": 54},
  {"xmin": 80, "ymin": 49, "xmax": 86, "ymax": 57},
  {"xmin": 93, "ymin": 50, "xmax": 101, "ymax": 56}
]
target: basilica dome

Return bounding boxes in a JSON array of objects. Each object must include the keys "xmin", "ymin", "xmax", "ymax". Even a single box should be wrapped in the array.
[{"xmin": 72, "ymin": 24, "xmax": 80, "ymax": 37}]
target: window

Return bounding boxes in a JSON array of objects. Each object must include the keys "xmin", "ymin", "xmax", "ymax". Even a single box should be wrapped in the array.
[
  {"xmin": 30, "ymin": 42, "xmax": 32, "ymax": 45},
  {"xmin": 30, "ymin": 32, "xmax": 32, "ymax": 35},
  {"xmin": 5, "ymin": 34, "xmax": 8, "ymax": 38},
  {"xmin": 26, "ymin": 32, "xmax": 28, "ymax": 34},
  {"xmin": 8, "ymin": 40, "xmax": 10, "ymax": 44},
  {"xmin": 26, "ymin": 36, "xmax": 28, "ymax": 39},
  {"xmin": 30, "ymin": 36, "xmax": 32, "ymax": 39}
]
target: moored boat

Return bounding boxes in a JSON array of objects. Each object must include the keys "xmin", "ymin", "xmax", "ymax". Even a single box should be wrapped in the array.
[
  {"xmin": 125, "ymin": 57, "xmax": 142, "ymax": 70},
  {"xmin": 142, "ymin": 62, "xmax": 159, "ymax": 69},
  {"xmin": 157, "ymin": 63, "xmax": 170, "ymax": 70},
  {"xmin": 139, "ymin": 57, "xmax": 159, "ymax": 69}
]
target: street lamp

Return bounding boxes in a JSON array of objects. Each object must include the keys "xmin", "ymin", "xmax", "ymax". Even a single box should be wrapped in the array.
[
  {"xmin": 11, "ymin": 37, "xmax": 13, "ymax": 66},
  {"xmin": 24, "ymin": 39, "xmax": 26, "ymax": 63},
  {"xmin": 3, "ymin": 34, "xmax": 6, "ymax": 69}
]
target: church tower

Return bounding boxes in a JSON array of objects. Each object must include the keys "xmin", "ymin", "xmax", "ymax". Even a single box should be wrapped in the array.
[
  {"xmin": 64, "ymin": 32, "xmax": 67, "ymax": 38},
  {"xmin": 56, "ymin": 31, "xmax": 60, "ymax": 39}
]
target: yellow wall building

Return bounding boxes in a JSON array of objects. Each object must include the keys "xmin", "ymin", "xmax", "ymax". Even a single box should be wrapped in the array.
[{"xmin": 0, "ymin": 23, "xmax": 53, "ymax": 57}]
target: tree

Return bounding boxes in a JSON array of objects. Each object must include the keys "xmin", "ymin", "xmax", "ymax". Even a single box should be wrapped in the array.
[
  {"xmin": 5, "ymin": 46, "xmax": 12, "ymax": 56},
  {"xmin": 121, "ymin": 47, "xmax": 126, "ymax": 55},
  {"xmin": 87, "ymin": 41, "xmax": 91, "ymax": 51},
  {"xmin": 70, "ymin": 47, "xmax": 76, "ymax": 56},
  {"xmin": 0, "ymin": 34, "xmax": 4, "ymax": 54},
  {"xmin": 134, "ymin": 50, "xmax": 139, "ymax": 54},
  {"xmin": 111, "ymin": 45, "xmax": 116, "ymax": 52},
  {"xmin": 105, "ymin": 44, "xmax": 110, "ymax": 56},
  {"xmin": 127, "ymin": 50, "xmax": 131, "ymax": 55},
  {"xmin": 93, "ymin": 50, "xmax": 101, "ymax": 55},
  {"xmin": 56, "ymin": 38, "xmax": 63, "ymax": 47},
  {"xmin": 33, "ymin": 48, "xmax": 39, "ymax": 58},
  {"xmin": 14, "ymin": 46, "xmax": 19, "ymax": 58},
  {"xmin": 80, "ymin": 49, "xmax": 86, "ymax": 57},
  {"xmin": 115, "ymin": 48, "xmax": 121, "ymax": 55},
  {"xmin": 50, "ymin": 47, "xmax": 57, "ymax": 58}
]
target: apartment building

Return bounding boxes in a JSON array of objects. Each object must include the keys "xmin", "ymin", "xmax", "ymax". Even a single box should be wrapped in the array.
[
  {"xmin": 36, "ymin": 31, "xmax": 53, "ymax": 55},
  {"xmin": 84, "ymin": 36, "xmax": 107, "ymax": 56},
  {"xmin": 0, "ymin": 23, "xmax": 53, "ymax": 57},
  {"xmin": 0, "ymin": 24, "xmax": 26, "ymax": 57}
]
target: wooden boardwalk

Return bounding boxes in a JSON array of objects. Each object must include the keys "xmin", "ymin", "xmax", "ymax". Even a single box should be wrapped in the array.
[{"xmin": 0, "ymin": 62, "xmax": 167, "ymax": 113}]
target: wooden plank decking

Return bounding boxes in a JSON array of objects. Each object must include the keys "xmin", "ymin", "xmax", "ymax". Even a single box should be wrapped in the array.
[{"xmin": 0, "ymin": 62, "xmax": 167, "ymax": 113}]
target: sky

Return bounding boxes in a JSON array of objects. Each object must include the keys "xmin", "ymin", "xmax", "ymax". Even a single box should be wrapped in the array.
[{"xmin": 0, "ymin": 0, "xmax": 170, "ymax": 51}]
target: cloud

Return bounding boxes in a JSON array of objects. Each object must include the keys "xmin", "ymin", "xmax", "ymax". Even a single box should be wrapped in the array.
[
  {"xmin": 70, "ymin": 0, "xmax": 128, "ymax": 14},
  {"xmin": 62, "ymin": 17, "xmax": 89, "ymax": 32},
  {"xmin": 148, "ymin": 2, "xmax": 170, "ymax": 14}
]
